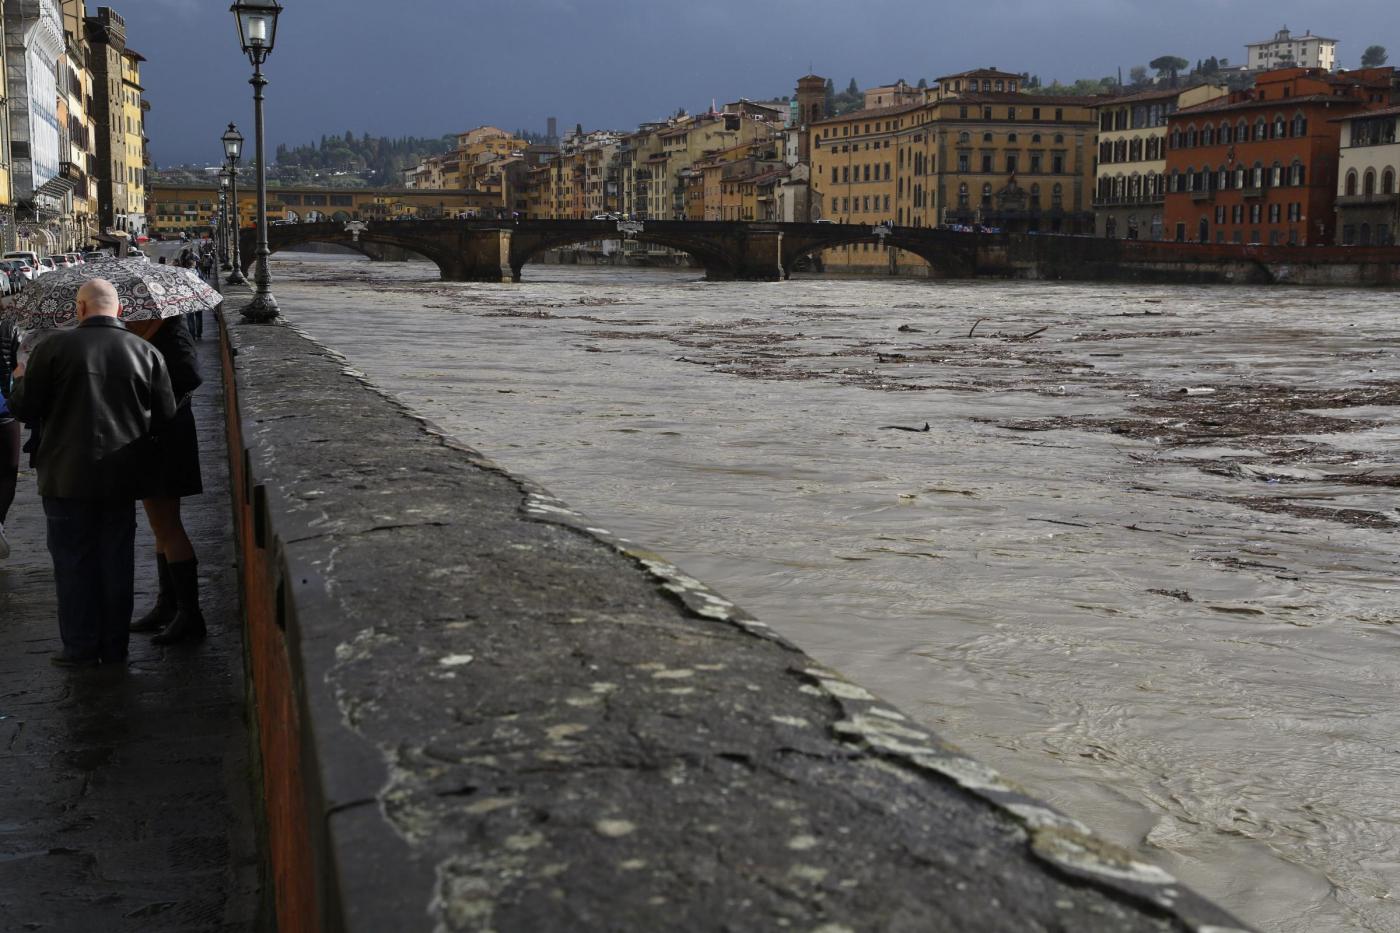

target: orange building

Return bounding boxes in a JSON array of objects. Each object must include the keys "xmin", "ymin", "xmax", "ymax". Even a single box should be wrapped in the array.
[{"xmin": 1163, "ymin": 67, "xmax": 1396, "ymax": 245}]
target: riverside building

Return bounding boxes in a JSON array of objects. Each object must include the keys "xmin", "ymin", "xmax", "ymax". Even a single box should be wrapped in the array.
[
  {"xmin": 1335, "ymin": 105, "xmax": 1400, "ymax": 245},
  {"xmin": 1162, "ymin": 66, "xmax": 1396, "ymax": 246}
]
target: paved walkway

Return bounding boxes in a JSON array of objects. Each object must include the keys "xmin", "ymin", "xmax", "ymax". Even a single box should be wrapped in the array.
[{"xmin": 0, "ymin": 323, "xmax": 262, "ymax": 931}]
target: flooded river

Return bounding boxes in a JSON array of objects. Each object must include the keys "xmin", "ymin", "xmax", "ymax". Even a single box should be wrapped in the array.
[{"xmin": 269, "ymin": 253, "xmax": 1399, "ymax": 932}]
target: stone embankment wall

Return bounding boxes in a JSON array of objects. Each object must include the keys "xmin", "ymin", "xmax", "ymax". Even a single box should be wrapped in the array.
[{"xmin": 218, "ymin": 294, "xmax": 1252, "ymax": 933}]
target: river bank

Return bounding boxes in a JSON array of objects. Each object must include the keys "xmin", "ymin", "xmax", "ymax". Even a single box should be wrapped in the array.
[{"xmin": 272, "ymin": 254, "xmax": 1399, "ymax": 933}]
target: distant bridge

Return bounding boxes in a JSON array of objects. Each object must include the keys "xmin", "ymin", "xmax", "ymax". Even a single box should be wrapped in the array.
[{"xmin": 241, "ymin": 219, "xmax": 1400, "ymax": 285}]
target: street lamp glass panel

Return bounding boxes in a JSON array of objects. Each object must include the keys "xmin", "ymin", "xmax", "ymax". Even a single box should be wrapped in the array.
[
  {"xmin": 231, "ymin": 0, "xmax": 281, "ymax": 55},
  {"xmin": 222, "ymin": 123, "xmax": 244, "ymax": 162}
]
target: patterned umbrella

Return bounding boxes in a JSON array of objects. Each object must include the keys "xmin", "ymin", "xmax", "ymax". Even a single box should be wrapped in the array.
[{"xmin": 0, "ymin": 258, "xmax": 221, "ymax": 330}]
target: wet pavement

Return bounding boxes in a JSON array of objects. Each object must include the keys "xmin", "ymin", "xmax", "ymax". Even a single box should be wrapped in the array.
[{"xmin": 0, "ymin": 327, "xmax": 263, "ymax": 931}]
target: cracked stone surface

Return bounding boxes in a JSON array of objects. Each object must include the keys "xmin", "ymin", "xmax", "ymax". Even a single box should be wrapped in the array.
[
  {"xmin": 0, "ymin": 326, "xmax": 264, "ymax": 932},
  {"xmin": 230, "ymin": 311, "xmax": 1250, "ymax": 933}
]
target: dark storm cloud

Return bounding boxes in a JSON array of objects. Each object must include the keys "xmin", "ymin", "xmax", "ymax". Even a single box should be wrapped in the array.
[{"xmin": 124, "ymin": 0, "xmax": 1396, "ymax": 165}]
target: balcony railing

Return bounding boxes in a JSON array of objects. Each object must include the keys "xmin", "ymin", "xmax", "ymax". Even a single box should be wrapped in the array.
[
  {"xmin": 1335, "ymin": 193, "xmax": 1399, "ymax": 208},
  {"xmin": 1240, "ymin": 186, "xmax": 1264, "ymax": 199},
  {"xmin": 1092, "ymin": 194, "xmax": 1164, "ymax": 207}
]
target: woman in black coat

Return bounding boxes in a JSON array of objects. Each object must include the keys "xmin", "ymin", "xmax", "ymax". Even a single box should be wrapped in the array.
[{"xmin": 129, "ymin": 316, "xmax": 206, "ymax": 644}]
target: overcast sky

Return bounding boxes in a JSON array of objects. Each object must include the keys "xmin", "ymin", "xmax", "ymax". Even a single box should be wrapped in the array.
[{"xmin": 129, "ymin": 0, "xmax": 1395, "ymax": 166}]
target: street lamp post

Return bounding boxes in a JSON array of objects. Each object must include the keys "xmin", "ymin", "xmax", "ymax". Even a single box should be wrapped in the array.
[
  {"xmin": 222, "ymin": 124, "xmax": 247, "ymax": 283},
  {"xmin": 230, "ymin": 0, "xmax": 281, "ymax": 321},
  {"xmin": 218, "ymin": 174, "xmax": 232, "ymax": 270}
]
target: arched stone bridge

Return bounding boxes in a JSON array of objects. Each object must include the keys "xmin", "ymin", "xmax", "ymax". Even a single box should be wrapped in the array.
[
  {"xmin": 241, "ymin": 219, "xmax": 1400, "ymax": 285},
  {"xmin": 242, "ymin": 219, "xmax": 983, "ymax": 282}
]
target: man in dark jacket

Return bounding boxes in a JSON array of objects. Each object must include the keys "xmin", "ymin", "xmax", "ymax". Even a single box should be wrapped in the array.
[{"xmin": 8, "ymin": 280, "xmax": 177, "ymax": 668}]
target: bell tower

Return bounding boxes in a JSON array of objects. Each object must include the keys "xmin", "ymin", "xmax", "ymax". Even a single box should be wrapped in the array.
[{"xmin": 795, "ymin": 74, "xmax": 827, "ymax": 163}]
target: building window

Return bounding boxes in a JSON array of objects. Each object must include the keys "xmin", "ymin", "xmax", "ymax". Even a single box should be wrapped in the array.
[
  {"xmin": 1269, "ymin": 203, "xmax": 1281, "ymax": 223},
  {"xmin": 1032, "ymin": 108, "xmax": 1041, "ymax": 121},
  {"xmin": 1006, "ymin": 154, "xmax": 1018, "ymax": 173},
  {"xmin": 983, "ymin": 107, "xmax": 993, "ymax": 121},
  {"xmin": 982, "ymin": 154, "xmax": 993, "ymax": 172},
  {"xmin": 981, "ymin": 183, "xmax": 992, "ymax": 207},
  {"xmin": 1051, "ymin": 183, "xmax": 1063, "ymax": 208},
  {"xmin": 1030, "ymin": 154, "xmax": 1042, "ymax": 173},
  {"xmin": 1345, "ymin": 170, "xmax": 1357, "ymax": 195},
  {"xmin": 958, "ymin": 183, "xmax": 969, "ymax": 207},
  {"xmin": 958, "ymin": 153, "xmax": 970, "ymax": 172},
  {"xmin": 1383, "ymin": 169, "xmax": 1396, "ymax": 195},
  {"xmin": 1052, "ymin": 155, "xmax": 1064, "ymax": 173},
  {"xmin": 1363, "ymin": 169, "xmax": 1376, "ymax": 195}
]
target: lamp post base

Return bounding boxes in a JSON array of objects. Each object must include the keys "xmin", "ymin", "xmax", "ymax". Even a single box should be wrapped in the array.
[
  {"xmin": 226, "ymin": 268, "xmax": 248, "ymax": 285},
  {"xmin": 241, "ymin": 290, "xmax": 280, "ymax": 323},
  {"xmin": 220, "ymin": 262, "xmax": 233, "ymax": 272}
]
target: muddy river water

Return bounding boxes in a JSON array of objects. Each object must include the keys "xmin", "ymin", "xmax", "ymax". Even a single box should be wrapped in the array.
[{"xmin": 269, "ymin": 253, "xmax": 1399, "ymax": 932}]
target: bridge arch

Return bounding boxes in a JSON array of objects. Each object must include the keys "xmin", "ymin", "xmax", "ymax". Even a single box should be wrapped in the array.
[
  {"xmin": 242, "ymin": 221, "xmax": 463, "ymax": 279},
  {"xmin": 507, "ymin": 225, "xmax": 737, "ymax": 281}
]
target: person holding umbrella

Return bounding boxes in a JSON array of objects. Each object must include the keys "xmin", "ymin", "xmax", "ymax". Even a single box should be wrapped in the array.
[
  {"xmin": 6, "ymin": 257, "xmax": 223, "ymax": 650},
  {"xmin": 7, "ymin": 279, "xmax": 177, "ymax": 667}
]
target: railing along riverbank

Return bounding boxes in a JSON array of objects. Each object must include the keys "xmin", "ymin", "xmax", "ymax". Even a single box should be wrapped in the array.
[{"xmin": 217, "ymin": 286, "xmax": 1252, "ymax": 933}]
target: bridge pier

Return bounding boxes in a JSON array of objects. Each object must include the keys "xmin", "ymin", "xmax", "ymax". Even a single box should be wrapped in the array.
[
  {"xmin": 439, "ymin": 228, "xmax": 514, "ymax": 283},
  {"xmin": 709, "ymin": 229, "xmax": 786, "ymax": 281}
]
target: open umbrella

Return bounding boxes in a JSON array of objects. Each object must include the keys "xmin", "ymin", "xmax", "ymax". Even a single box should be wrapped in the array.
[{"xmin": 0, "ymin": 258, "xmax": 221, "ymax": 331}]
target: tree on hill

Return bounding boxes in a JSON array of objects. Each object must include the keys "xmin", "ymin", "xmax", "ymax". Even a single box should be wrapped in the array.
[
  {"xmin": 916, "ymin": 78, "xmax": 928, "ymax": 89},
  {"xmin": 824, "ymin": 78, "xmax": 835, "ymax": 115},
  {"xmin": 845, "ymin": 77, "xmax": 859, "ymax": 96},
  {"xmin": 1362, "ymin": 45, "xmax": 1388, "ymax": 67},
  {"xmin": 1128, "ymin": 65, "xmax": 1149, "ymax": 87},
  {"xmin": 1149, "ymin": 55, "xmax": 1189, "ymax": 85}
]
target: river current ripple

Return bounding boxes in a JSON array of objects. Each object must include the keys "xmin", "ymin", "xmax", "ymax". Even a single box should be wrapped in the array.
[{"xmin": 272, "ymin": 253, "xmax": 1399, "ymax": 932}]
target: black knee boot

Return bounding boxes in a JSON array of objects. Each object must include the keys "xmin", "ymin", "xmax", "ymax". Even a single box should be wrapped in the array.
[
  {"xmin": 130, "ymin": 554, "xmax": 176, "ymax": 632},
  {"xmin": 152, "ymin": 558, "xmax": 206, "ymax": 645}
]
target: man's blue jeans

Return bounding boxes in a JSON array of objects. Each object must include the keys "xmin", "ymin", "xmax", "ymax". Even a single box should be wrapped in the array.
[{"xmin": 42, "ymin": 497, "xmax": 136, "ymax": 662}]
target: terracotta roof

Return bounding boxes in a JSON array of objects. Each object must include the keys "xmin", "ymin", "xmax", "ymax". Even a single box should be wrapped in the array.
[
  {"xmin": 1330, "ymin": 104, "xmax": 1400, "ymax": 122},
  {"xmin": 1093, "ymin": 85, "xmax": 1216, "ymax": 106},
  {"xmin": 1176, "ymin": 93, "xmax": 1369, "ymax": 116},
  {"xmin": 941, "ymin": 91, "xmax": 1109, "ymax": 107},
  {"xmin": 810, "ymin": 101, "xmax": 925, "ymax": 127}
]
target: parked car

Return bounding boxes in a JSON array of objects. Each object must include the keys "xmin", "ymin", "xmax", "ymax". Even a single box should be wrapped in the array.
[
  {"xmin": 83, "ymin": 250, "xmax": 114, "ymax": 262},
  {"xmin": 0, "ymin": 268, "xmax": 11, "ymax": 295},
  {"xmin": 1, "ymin": 258, "xmax": 37, "ymax": 285},
  {"xmin": 4, "ymin": 251, "xmax": 44, "ymax": 278},
  {"xmin": 65, "ymin": 252, "xmax": 84, "ymax": 265},
  {"xmin": 128, "ymin": 249, "xmax": 149, "ymax": 262}
]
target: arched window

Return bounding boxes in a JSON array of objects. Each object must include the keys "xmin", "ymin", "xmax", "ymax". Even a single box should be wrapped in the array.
[
  {"xmin": 1237, "ymin": 119, "xmax": 1248, "ymax": 142},
  {"xmin": 1274, "ymin": 114, "xmax": 1286, "ymax": 138},
  {"xmin": 1383, "ymin": 169, "xmax": 1396, "ymax": 195},
  {"xmin": 1031, "ymin": 183, "xmax": 1041, "ymax": 207},
  {"xmin": 1254, "ymin": 118, "xmax": 1267, "ymax": 141},
  {"xmin": 1129, "ymin": 174, "xmax": 1141, "ymax": 197},
  {"xmin": 1008, "ymin": 132, "xmax": 1018, "ymax": 142},
  {"xmin": 1054, "ymin": 134, "xmax": 1064, "ymax": 144},
  {"xmin": 1251, "ymin": 163, "xmax": 1264, "ymax": 188},
  {"xmin": 1100, "ymin": 141, "xmax": 1113, "ymax": 163},
  {"xmin": 1219, "ymin": 122, "xmax": 1231, "ymax": 144},
  {"xmin": 958, "ymin": 183, "xmax": 969, "ymax": 207},
  {"xmin": 1051, "ymin": 183, "xmax": 1063, "ymax": 208},
  {"xmin": 1115, "ymin": 139, "xmax": 1128, "ymax": 161},
  {"xmin": 983, "ymin": 132, "xmax": 993, "ymax": 142},
  {"xmin": 1129, "ymin": 138, "xmax": 1142, "ymax": 161},
  {"xmin": 1290, "ymin": 162, "xmax": 1305, "ymax": 185},
  {"xmin": 958, "ymin": 131, "xmax": 970, "ymax": 143},
  {"xmin": 1031, "ymin": 134, "xmax": 1042, "ymax": 143},
  {"xmin": 1170, "ymin": 129, "xmax": 1182, "ymax": 149},
  {"xmin": 1186, "ymin": 125, "xmax": 1197, "ymax": 147},
  {"xmin": 1345, "ymin": 170, "xmax": 1358, "ymax": 196},
  {"xmin": 1203, "ymin": 126, "xmax": 1214, "ymax": 146},
  {"xmin": 981, "ymin": 183, "xmax": 993, "ymax": 207},
  {"xmin": 1292, "ymin": 113, "xmax": 1307, "ymax": 137},
  {"xmin": 1234, "ymin": 166, "xmax": 1246, "ymax": 188},
  {"xmin": 1363, "ymin": 169, "xmax": 1376, "ymax": 195},
  {"xmin": 1271, "ymin": 162, "xmax": 1283, "ymax": 187},
  {"xmin": 1097, "ymin": 177, "xmax": 1112, "ymax": 199},
  {"xmin": 1218, "ymin": 167, "xmax": 1230, "ymax": 189}
]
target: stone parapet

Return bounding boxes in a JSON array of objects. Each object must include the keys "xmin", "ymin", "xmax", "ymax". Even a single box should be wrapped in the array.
[{"xmin": 219, "ymin": 295, "xmax": 1251, "ymax": 933}]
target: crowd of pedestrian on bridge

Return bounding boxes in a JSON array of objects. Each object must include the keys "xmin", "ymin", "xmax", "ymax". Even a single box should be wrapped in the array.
[{"xmin": 0, "ymin": 242, "xmax": 224, "ymax": 669}]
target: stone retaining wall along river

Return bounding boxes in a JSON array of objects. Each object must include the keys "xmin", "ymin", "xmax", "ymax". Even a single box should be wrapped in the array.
[{"xmin": 219, "ymin": 288, "xmax": 1246, "ymax": 933}]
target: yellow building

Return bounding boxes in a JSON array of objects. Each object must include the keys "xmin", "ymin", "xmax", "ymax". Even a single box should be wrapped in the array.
[
  {"xmin": 62, "ymin": 0, "xmax": 98, "ymax": 251},
  {"xmin": 119, "ymin": 48, "xmax": 146, "ymax": 235},
  {"xmin": 809, "ymin": 70, "xmax": 1101, "ymax": 271}
]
